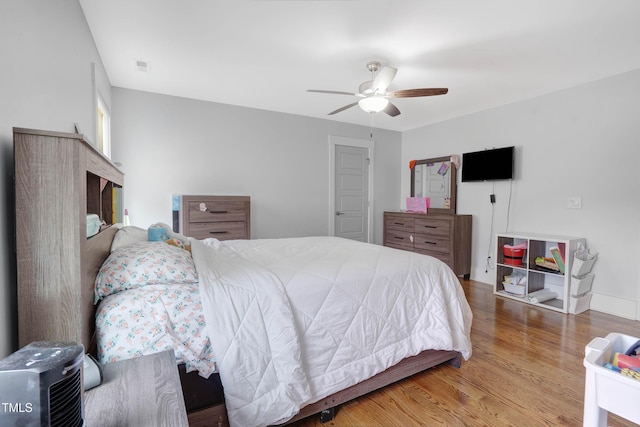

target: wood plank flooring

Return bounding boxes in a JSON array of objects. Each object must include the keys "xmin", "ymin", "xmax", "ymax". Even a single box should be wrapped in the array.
[{"xmin": 289, "ymin": 279, "xmax": 639, "ymax": 427}]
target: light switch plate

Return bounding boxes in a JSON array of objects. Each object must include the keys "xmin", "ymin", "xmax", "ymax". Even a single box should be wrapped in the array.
[{"xmin": 567, "ymin": 196, "xmax": 582, "ymax": 209}]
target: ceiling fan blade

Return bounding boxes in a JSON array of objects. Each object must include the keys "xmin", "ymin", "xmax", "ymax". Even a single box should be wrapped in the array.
[
  {"xmin": 372, "ymin": 66, "xmax": 397, "ymax": 93},
  {"xmin": 389, "ymin": 88, "xmax": 448, "ymax": 98},
  {"xmin": 308, "ymin": 89, "xmax": 358, "ymax": 96},
  {"xmin": 328, "ymin": 102, "xmax": 358, "ymax": 115},
  {"xmin": 384, "ymin": 102, "xmax": 401, "ymax": 117}
]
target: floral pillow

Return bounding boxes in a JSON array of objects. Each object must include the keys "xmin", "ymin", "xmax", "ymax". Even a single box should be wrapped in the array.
[{"xmin": 95, "ymin": 241, "xmax": 199, "ymax": 301}]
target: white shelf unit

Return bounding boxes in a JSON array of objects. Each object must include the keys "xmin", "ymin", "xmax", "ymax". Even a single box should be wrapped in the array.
[{"xmin": 495, "ymin": 232, "xmax": 586, "ymax": 313}]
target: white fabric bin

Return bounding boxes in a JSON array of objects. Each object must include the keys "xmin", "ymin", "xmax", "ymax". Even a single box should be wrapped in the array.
[
  {"xmin": 569, "ymin": 293, "xmax": 591, "ymax": 314},
  {"xmin": 572, "ymin": 250, "xmax": 597, "ymax": 277},
  {"xmin": 571, "ymin": 273, "xmax": 594, "ymax": 296}
]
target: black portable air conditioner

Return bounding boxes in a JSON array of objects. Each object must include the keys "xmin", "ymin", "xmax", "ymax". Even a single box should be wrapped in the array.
[{"xmin": 0, "ymin": 341, "xmax": 84, "ymax": 427}]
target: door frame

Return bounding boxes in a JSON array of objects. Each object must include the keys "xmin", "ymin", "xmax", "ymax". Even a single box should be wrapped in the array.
[{"xmin": 328, "ymin": 136, "xmax": 374, "ymax": 243}]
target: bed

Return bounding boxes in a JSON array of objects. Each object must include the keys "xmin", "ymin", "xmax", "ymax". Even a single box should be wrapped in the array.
[{"xmin": 89, "ymin": 228, "xmax": 473, "ymax": 427}]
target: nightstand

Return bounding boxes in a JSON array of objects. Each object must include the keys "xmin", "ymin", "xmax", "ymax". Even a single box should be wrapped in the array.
[
  {"xmin": 84, "ymin": 350, "xmax": 188, "ymax": 426},
  {"xmin": 179, "ymin": 195, "xmax": 250, "ymax": 240}
]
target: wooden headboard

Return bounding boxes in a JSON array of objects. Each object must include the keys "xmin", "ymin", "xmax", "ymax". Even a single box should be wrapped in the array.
[
  {"xmin": 83, "ymin": 226, "xmax": 119, "ymax": 355},
  {"xmin": 14, "ymin": 128, "xmax": 124, "ymax": 355}
]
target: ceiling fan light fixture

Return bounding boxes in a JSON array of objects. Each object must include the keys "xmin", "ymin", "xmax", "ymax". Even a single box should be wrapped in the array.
[{"xmin": 358, "ymin": 96, "xmax": 388, "ymax": 113}]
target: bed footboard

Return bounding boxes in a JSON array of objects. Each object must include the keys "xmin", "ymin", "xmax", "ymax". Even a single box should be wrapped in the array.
[{"xmin": 281, "ymin": 349, "xmax": 461, "ymax": 425}]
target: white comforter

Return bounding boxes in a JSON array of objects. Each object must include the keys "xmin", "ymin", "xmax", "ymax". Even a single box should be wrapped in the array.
[{"xmin": 191, "ymin": 236, "xmax": 472, "ymax": 427}]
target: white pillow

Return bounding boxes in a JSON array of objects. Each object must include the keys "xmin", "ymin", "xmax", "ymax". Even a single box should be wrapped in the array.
[{"xmin": 110, "ymin": 226, "xmax": 148, "ymax": 252}]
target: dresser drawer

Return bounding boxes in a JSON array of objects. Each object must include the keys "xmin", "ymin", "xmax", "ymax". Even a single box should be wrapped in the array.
[
  {"xmin": 187, "ymin": 201, "xmax": 247, "ymax": 223},
  {"xmin": 414, "ymin": 217, "xmax": 451, "ymax": 237},
  {"xmin": 415, "ymin": 248, "xmax": 451, "ymax": 264},
  {"xmin": 413, "ymin": 233, "xmax": 450, "ymax": 254},
  {"xmin": 384, "ymin": 229, "xmax": 414, "ymax": 250},
  {"xmin": 188, "ymin": 221, "xmax": 248, "ymax": 240},
  {"xmin": 384, "ymin": 214, "xmax": 415, "ymax": 232}
]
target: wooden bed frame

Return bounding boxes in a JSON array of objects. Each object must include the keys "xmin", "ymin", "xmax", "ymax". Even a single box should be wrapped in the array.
[{"xmin": 84, "ymin": 228, "xmax": 462, "ymax": 426}]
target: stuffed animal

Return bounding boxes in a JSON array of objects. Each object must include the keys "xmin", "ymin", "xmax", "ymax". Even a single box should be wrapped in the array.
[
  {"xmin": 166, "ymin": 237, "xmax": 191, "ymax": 252},
  {"xmin": 148, "ymin": 225, "xmax": 168, "ymax": 242},
  {"xmin": 148, "ymin": 222, "xmax": 191, "ymax": 251}
]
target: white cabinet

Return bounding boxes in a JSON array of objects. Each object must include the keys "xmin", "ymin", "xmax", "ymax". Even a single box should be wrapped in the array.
[{"xmin": 494, "ymin": 232, "xmax": 586, "ymax": 313}]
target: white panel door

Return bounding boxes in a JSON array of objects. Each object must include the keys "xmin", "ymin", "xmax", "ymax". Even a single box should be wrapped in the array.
[{"xmin": 335, "ymin": 144, "xmax": 369, "ymax": 242}]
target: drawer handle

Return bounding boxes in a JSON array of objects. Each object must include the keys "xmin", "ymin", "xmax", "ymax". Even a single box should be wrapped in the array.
[
  {"xmin": 209, "ymin": 231, "xmax": 228, "ymax": 235},
  {"xmin": 209, "ymin": 210, "xmax": 228, "ymax": 214},
  {"xmin": 423, "ymin": 240, "xmax": 437, "ymax": 245},
  {"xmin": 394, "ymin": 236, "xmax": 405, "ymax": 241},
  {"xmin": 421, "ymin": 225, "xmax": 437, "ymax": 229}
]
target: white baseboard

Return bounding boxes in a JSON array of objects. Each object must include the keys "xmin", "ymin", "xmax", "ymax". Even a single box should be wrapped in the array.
[
  {"xmin": 473, "ymin": 272, "xmax": 638, "ymax": 320},
  {"xmin": 588, "ymin": 292, "xmax": 637, "ymax": 320}
]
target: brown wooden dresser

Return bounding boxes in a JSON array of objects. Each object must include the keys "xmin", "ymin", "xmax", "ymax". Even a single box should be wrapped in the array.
[
  {"xmin": 179, "ymin": 195, "xmax": 250, "ymax": 240},
  {"xmin": 384, "ymin": 211, "xmax": 472, "ymax": 278}
]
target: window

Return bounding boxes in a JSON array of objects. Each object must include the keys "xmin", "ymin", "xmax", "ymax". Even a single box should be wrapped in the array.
[{"xmin": 97, "ymin": 92, "xmax": 111, "ymax": 158}]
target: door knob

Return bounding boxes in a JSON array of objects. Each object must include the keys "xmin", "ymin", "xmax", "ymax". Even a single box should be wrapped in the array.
[{"xmin": 336, "ymin": 211, "xmax": 345, "ymax": 216}]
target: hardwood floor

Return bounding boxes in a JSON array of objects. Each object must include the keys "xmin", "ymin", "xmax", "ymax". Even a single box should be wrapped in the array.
[{"xmin": 289, "ymin": 279, "xmax": 639, "ymax": 427}]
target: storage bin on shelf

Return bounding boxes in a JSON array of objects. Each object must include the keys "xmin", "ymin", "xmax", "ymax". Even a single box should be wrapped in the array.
[
  {"xmin": 502, "ymin": 271, "xmax": 527, "ymax": 296},
  {"xmin": 503, "ymin": 243, "xmax": 526, "ymax": 266},
  {"xmin": 583, "ymin": 333, "xmax": 640, "ymax": 426},
  {"xmin": 502, "ymin": 282, "xmax": 525, "ymax": 296}
]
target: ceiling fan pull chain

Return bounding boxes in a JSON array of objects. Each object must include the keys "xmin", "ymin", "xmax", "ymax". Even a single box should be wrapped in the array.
[{"xmin": 370, "ymin": 113, "xmax": 375, "ymax": 139}]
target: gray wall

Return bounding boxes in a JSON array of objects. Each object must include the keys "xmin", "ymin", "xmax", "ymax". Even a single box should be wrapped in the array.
[
  {"xmin": 0, "ymin": 0, "xmax": 110, "ymax": 358},
  {"xmin": 111, "ymin": 88, "xmax": 402, "ymax": 245},
  {"xmin": 402, "ymin": 69, "xmax": 640, "ymax": 320}
]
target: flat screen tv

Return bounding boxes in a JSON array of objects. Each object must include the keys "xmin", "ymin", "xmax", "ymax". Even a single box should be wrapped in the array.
[{"xmin": 461, "ymin": 146, "xmax": 514, "ymax": 182}]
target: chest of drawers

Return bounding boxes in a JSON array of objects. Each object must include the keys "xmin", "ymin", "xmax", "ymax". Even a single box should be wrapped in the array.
[
  {"xmin": 383, "ymin": 211, "xmax": 472, "ymax": 278},
  {"xmin": 180, "ymin": 195, "xmax": 250, "ymax": 240}
]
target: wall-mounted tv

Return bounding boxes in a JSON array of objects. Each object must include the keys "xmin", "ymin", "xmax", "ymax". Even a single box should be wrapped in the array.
[{"xmin": 461, "ymin": 146, "xmax": 514, "ymax": 182}]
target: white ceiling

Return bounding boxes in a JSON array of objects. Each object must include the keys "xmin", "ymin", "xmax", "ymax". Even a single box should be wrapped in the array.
[{"xmin": 79, "ymin": 0, "xmax": 640, "ymax": 132}]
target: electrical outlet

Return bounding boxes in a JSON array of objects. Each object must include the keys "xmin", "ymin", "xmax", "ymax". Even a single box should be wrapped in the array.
[{"xmin": 567, "ymin": 196, "xmax": 582, "ymax": 209}]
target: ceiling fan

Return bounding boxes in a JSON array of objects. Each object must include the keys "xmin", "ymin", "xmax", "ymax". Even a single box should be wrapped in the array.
[{"xmin": 307, "ymin": 61, "xmax": 448, "ymax": 117}]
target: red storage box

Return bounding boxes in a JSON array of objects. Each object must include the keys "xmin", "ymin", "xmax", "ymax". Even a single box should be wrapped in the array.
[{"xmin": 503, "ymin": 245, "xmax": 525, "ymax": 266}]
